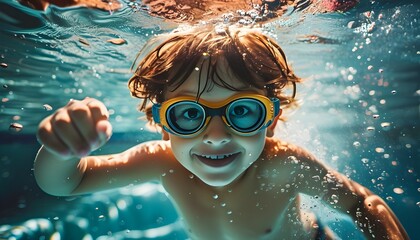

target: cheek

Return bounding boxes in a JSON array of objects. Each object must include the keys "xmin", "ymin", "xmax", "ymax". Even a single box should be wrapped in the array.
[
  {"xmin": 169, "ymin": 136, "xmax": 194, "ymax": 158},
  {"xmin": 240, "ymin": 131, "xmax": 267, "ymax": 155}
]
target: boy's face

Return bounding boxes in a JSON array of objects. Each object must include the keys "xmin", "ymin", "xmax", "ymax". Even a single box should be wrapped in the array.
[{"xmin": 163, "ymin": 63, "xmax": 274, "ymax": 187}]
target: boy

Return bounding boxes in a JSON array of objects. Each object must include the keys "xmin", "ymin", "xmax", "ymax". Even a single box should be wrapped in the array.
[{"xmin": 35, "ymin": 26, "xmax": 408, "ymax": 239}]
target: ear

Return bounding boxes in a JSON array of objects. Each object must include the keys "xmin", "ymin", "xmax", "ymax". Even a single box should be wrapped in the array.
[
  {"xmin": 162, "ymin": 129, "xmax": 170, "ymax": 141},
  {"xmin": 266, "ymin": 109, "xmax": 282, "ymax": 138}
]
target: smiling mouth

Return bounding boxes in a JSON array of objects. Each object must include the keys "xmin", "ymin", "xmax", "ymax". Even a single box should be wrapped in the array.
[{"xmin": 194, "ymin": 152, "xmax": 240, "ymax": 167}]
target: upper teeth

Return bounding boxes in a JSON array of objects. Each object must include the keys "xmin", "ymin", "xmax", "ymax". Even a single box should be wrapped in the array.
[{"xmin": 201, "ymin": 153, "xmax": 235, "ymax": 160}]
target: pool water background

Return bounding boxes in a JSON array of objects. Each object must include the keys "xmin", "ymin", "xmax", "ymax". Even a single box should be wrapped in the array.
[{"xmin": 0, "ymin": 0, "xmax": 419, "ymax": 239}]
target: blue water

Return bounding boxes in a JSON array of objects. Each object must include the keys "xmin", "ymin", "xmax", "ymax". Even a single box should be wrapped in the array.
[{"xmin": 0, "ymin": 0, "xmax": 418, "ymax": 239}]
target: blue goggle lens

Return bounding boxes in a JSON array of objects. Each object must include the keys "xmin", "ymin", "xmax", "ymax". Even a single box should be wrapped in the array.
[
  {"xmin": 226, "ymin": 99, "xmax": 265, "ymax": 133},
  {"xmin": 167, "ymin": 101, "xmax": 206, "ymax": 135}
]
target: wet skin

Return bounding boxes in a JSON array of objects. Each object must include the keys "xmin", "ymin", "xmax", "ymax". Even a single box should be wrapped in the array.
[{"xmin": 35, "ymin": 63, "xmax": 410, "ymax": 240}]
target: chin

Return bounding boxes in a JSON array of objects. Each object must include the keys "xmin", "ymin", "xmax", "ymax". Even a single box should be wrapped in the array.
[{"xmin": 199, "ymin": 174, "xmax": 239, "ymax": 187}]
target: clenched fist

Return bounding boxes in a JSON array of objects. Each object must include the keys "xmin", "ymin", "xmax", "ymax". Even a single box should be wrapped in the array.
[{"xmin": 37, "ymin": 97, "xmax": 112, "ymax": 159}]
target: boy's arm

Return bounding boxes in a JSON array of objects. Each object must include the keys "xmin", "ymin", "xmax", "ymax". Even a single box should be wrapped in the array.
[
  {"xmin": 34, "ymin": 146, "xmax": 89, "ymax": 196},
  {"xmin": 34, "ymin": 98, "xmax": 172, "ymax": 196},
  {"xmin": 289, "ymin": 146, "xmax": 409, "ymax": 240},
  {"xmin": 34, "ymin": 141, "xmax": 172, "ymax": 196}
]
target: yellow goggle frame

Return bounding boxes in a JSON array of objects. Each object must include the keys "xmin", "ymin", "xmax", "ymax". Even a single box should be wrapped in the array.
[{"xmin": 152, "ymin": 93, "xmax": 280, "ymax": 137}]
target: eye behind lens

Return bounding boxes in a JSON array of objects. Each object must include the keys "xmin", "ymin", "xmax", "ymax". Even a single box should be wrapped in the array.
[
  {"xmin": 226, "ymin": 99, "xmax": 266, "ymax": 133},
  {"xmin": 166, "ymin": 101, "xmax": 206, "ymax": 135}
]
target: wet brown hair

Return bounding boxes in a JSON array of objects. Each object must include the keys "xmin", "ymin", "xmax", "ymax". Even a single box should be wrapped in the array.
[{"xmin": 128, "ymin": 25, "xmax": 300, "ymax": 122}]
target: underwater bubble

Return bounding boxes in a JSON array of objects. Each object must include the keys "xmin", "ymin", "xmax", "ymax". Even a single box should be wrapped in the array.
[
  {"xmin": 375, "ymin": 148, "xmax": 385, "ymax": 153},
  {"xmin": 213, "ymin": 194, "xmax": 219, "ymax": 199},
  {"xmin": 0, "ymin": 63, "xmax": 7, "ymax": 68},
  {"xmin": 391, "ymin": 90, "xmax": 397, "ymax": 94},
  {"xmin": 380, "ymin": 122, "xmax": 391, "ymax": 131},
  {"xmin": 353, "ymin": 141, "xmax": 361, "ymax": 147},
  {"xmin": 347, "ymin": 21, "xmax": 355, "ymax": 28},
  {"xmin": 368, "ymin": 105, "xmax": 378, "ymax": 113},
  {"xmin": 43, "ymin": 104, "xmax": 53, "ymax": 111},
  {"xmin": 361, "ymin": 158, "xmax": 369, "ymax": 164},
  {"xmin": 331, "ymin": 194, "xmax": 339, "ymax": 204},
  {"xmin": 9, "ymin": 123, "xmax": 23, "ymax": 132},
  {"xmin": 287, "ymin": 156, "xmax": 298, "ymax": 164},
  {"xmin": 194, "ymin": 67, "xmax": 200, "ymax": 71},
  {"xmin": 372, "ymin": 114, "xmax": 379, "ymax": 119},
  {"xmin": 393, "ymin": 187, "xmax": 404, "ymax": 194},
  {"xmin": 365, "ymin": 126, "xmax": 376, "ymax": 136},
  {"xmin": 312, "ymin": 175, "xmax": 320, "ymax": 181},
  {"xmin": 2, "ymin": 84, "xmax": 7, "ymax": 89},
  {"xmin": 107, "ymin": 38, "xmax": 126, "ymax": 45},
  {"xmin": 417, "ymin": 202, "xmax": 420, "ymax": 208},
  {"xmin": 386, "ymin": 196, "xmax": 394, "ymax": 202},
  {"xmin": 366, "ymin": 126, "xmax": 375, "ymax": 131}
]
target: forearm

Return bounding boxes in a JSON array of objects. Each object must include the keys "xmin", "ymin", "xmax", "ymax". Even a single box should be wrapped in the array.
[
  {"xmin": 353, "ymin": 195, "xmax": 409, "ymax": 240},
  {"xmin": 34, "ymin": 145, "xmax": 87, "ymax": 196}
]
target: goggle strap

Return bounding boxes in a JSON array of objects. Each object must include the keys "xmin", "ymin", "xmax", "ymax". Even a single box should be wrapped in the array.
[
  {"xmin": 152, "ymin": 104, "xmax": 161, "ymax": 124},
  {"xmin": 272, "ymin": 98, "xmax": 280, "ymax": 117}
]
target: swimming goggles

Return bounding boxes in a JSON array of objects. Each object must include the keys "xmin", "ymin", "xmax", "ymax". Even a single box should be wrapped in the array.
[{"xmin": 152, "ymin": 93, "xmax": 280, "ymax": 137}]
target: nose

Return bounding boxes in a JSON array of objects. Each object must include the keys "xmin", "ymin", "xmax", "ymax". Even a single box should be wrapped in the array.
[{"xmin": 202, "ymin": 116, "xmax": 231, "ymax": 146}]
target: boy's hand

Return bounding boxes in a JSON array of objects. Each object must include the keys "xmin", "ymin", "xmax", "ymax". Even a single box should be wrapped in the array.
[{"xmin": 37, "ymin": 97, "xmax": 112, "ymax": 160}]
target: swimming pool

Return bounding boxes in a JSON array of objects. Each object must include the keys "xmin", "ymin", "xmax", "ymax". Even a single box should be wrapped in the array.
[{"xmin": 0, "ymin": 0, "xmax": 418, "ymax": 239}]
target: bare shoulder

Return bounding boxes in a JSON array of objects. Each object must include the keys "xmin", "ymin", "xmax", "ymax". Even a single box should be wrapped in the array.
[
  {"xmin": 119, "ymin": 140, "xmax": 180, "ymax": 171},
  {"xmin": 256, "ymin": 138, "xmax": 332, "ymax": 189},
  {"xmin": 262, "ymin": 138, "xmax": 319, "ymax": 164},
  {"xmin": 123, "ymin": 140, "xmax": 172, "ymax": 158},
  {"xmin": 251, "ymin": 138, "xmax": 317, "ymax": 184}
]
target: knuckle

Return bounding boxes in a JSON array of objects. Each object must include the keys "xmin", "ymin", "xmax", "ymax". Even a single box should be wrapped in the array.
[
  {"xmin": 53, "ymin": 116, "xmax": 71, "ymax": 130},
  {"xmin": 71, "ymin": 106, "xmax": 90, "ymax": 119}
]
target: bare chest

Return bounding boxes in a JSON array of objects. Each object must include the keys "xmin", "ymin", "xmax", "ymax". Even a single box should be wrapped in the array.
[{"xmin": 163, "ymin": 173, "xmax": 306, "ymax": 239}]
